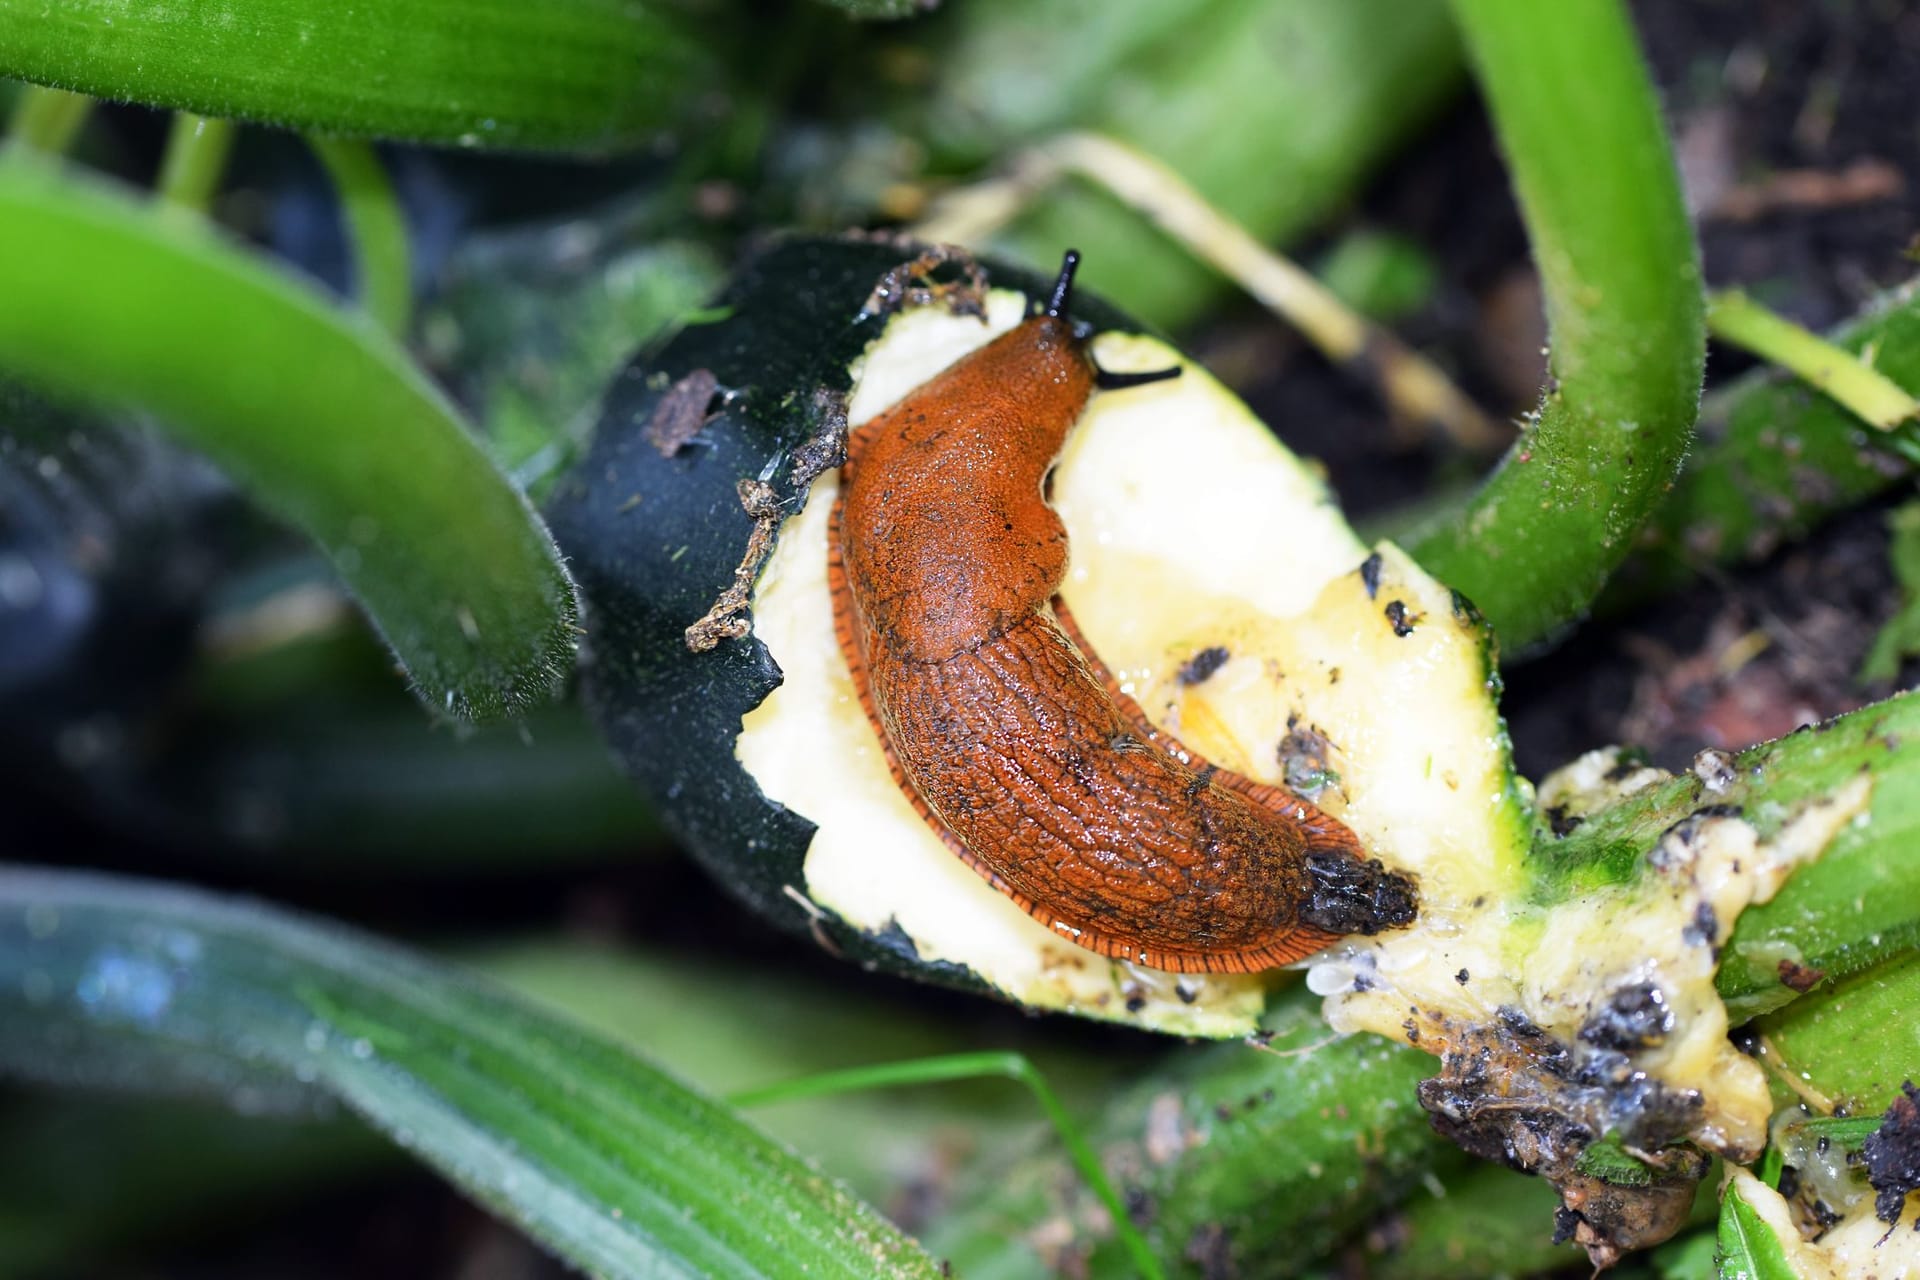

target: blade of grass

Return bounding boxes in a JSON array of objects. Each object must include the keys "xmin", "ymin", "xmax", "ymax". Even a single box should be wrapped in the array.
[
  {"xmin": 1407, "ymin": 0, "xmax": 1705, "ymax": 652},
  {"xmin": 733, "ymin": 1052, "xmax": 1165, "ymax": 1280},
  {"xmin": 0, "ymin": 159, "xmax": 575, "ymax": 722},
  {"xmin": 0, "ymin": 867, "xmax": 943, "ymax": 1280},
  {"xmin": 154, "ymin": 112, "xmax": 236, "ymax": 215},
  {"xmin": 6, "ymin": 83, "xmax": 91, "ymax": 155},
  {"xmin": 0, "ymin": 0, "xmax": 710, "ymax": 152},
  {"xmin": 309, "ymin": 137, "xmax": 412, "ymax": 337},
  {"xmin": 1706, "ymin": 291, "xmax": 1919, "ymax": 432}
]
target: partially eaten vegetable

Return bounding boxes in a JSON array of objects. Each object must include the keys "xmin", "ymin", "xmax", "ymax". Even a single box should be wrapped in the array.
[{"xmin": 548, "ymin": 237, "xmax": 1522, "ymax": 1036}]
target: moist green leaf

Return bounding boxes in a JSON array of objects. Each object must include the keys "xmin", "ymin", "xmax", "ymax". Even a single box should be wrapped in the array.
[
  {"xmin": 0, "ymin": 160, "xmax": 576, "ymax": 722},
  {"xmin": 0, "ymin": 867, "xmax": 942, "ymax": 1279}
]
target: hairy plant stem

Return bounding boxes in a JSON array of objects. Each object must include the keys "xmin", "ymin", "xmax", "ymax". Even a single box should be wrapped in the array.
[{"xmin": 1407, "ymin": 0, "xmax": 1704, "ymax": 653}]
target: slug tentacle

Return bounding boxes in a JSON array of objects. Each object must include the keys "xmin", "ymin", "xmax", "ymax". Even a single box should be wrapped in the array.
[{"xmin": 827, "ymin": 250, "xmax": 1417, "ymax": 974}]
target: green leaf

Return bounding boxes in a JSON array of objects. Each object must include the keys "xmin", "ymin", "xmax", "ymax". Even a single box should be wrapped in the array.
[
  {"xmin": 1578, "ymin": 1133, "xmax": 1658, "ymax": 1187},
  {"xmin": 1758, "ymin": 951, "xmax": 1920, "ymax": 1113},
  {"xmin": 0, "ymin": 0, "xmax": 709, "ymax": 152},
  {"xmin": 1716, "ymin": 1180, "xmax": 1799, "ymax": 1280},
  {"xmin": 1314, "ymin": 229, "xmax": 1440, "ymax": 323},
  {"xmin": 1408, "ymin": 0, "xmax": 1704, "ymax": 652},
  {"xmin": 0, "ymin": 867, "xmax": 942, "ymax": 1280},
  {"xmin": 0, "ymin": 159, "xmax": 576, "ymax": 722}
]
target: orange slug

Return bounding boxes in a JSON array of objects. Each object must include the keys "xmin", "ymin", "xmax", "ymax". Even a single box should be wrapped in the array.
[{"xmin": 828, "ymin": 251, "xmax": 1417, "ymax": 974}]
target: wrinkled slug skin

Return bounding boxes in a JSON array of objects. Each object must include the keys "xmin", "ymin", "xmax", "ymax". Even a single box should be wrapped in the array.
[{"xmin": 828, "ymin": 268, "xmax": 1407, "ymax": 975}]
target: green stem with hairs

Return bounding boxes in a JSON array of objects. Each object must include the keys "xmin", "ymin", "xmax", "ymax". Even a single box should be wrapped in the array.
[
  {"xmin": 6, "ymin": 83, "xmax": 90, "ymax": 155},
  {"xmin": 0, "ymin": 0, "xmax": 710, "ymax": 152},
  {"xmin": 309, "ymin": 137, "xmax": 411, "ymax": 337},
  {"xmin": 1407, "ymin": 0, "xmax": 1704, "ymax": 652},
  {"xmin": 931, "ymin": 987, "xmax": 1444, "ymax": 1279},
  {"xmin": 154, "ymin": 112, "xmax": 235, "ymax": 214}
]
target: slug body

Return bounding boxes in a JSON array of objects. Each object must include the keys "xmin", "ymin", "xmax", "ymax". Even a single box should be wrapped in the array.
[{"xmin": 828, "ymin": 254, "xmax": 1414, "ymax": 974}]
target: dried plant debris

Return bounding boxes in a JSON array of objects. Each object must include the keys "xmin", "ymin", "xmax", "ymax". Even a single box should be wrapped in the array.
[
  {"xmin": 645, "ymin": 368, "xmax": 723, "ymax": 457},
  {"xmin": 1864, "ymin": 1081, "xmax": 1920, "ymax": 1231},
  {"xmin": 1416, "ymin": 1005, "xmax": 1709, "ymax": 1268},
  {"xmin": 684, "ymin": 389, "xmax": 848, "ymax": 653},
  {"xmin": 1311, "ymin": 744, "xmax": 1872, "ymax": 1267}
]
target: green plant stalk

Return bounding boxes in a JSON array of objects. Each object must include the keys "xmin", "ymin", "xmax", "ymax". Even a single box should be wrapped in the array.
[
  {"xmin": 1357, "ymin": 1162, "xmax": 1595, "ymax": 1279},
  {"xmin": 733, "ymin": 1053, "xmax": 1164, "ymax": 1280},
  {"xmin": 6, "ymin": 82, "xmax": 91, "ymax": 154},
  {"xmin": 0, "ymin": 868, "xmax": 943, "ymax": 1279},
  {"xmin": 1531, "ymin": 691, "xmax": 1920, "ymax": 1020},
  {"xmin": 0, "ymin": 0, "xmax": 709, "ymax": 152},
  {"xmin": 309, "ymin": 137, "xmax": 412, "ymax": 336},
  {"xmin": 1707, "ymin": 290, "xmax": 1920, "ymax": 431},
  {"xmin": 938, "ymin": 692, "xmax": 1920, "ymax": 1275},
  {"xmin": 1757, "ymin": 950, "xmax": 1920, "ymax": 1113},
  {"xmin": 1407, "ymin": 0, "xmax": 1704, "ymax": 652},
  {"xmin": 915, "ymin": 0, "xmax": 1464, "ymax": 328},
  {"xmin": 1602, "ymin": 281, "xmax": 1920, "ymax": 612},
  {"xmin": 154, "ymin": 112, "xmax": 235, "ymax": 213},
  {"xmin": 929, "ymin": 986, "xmax": 1443, "ymax": 1279},
  {"xmin": 0, "ymin": 160, "xmax": 575, "ymax": 722}
]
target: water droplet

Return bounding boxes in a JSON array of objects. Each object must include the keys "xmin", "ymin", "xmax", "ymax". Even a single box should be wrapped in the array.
[
  {"xmin": 304, "ymin": 1022, "xmax": 329, "ymax": 1054},
  {"xmin": 75, "ymin": 949, "xmax": 175, "ymax": 1024},
  {"xmin": 350, "ymin": 1037, "xmax": 374, "ymax": 1060}
]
